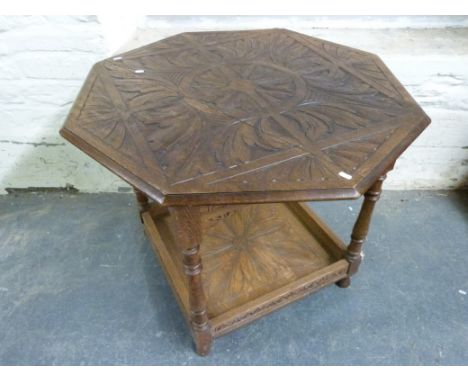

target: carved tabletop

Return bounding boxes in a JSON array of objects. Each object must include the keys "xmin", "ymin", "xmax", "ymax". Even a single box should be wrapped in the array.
[{"xmin": 61, "ymin": 28, "xmax": 430, "ymax": 206}]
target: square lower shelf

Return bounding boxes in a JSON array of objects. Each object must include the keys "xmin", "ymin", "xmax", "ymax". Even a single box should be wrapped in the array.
[{"xmin": 142, "ymin": 202, "xmax": 349, "ymax": 337}]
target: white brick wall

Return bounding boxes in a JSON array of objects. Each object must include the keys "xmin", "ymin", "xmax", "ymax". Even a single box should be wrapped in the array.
[
  {"xmin": 0, "ymin": 16, "xmax": 124, "ymax": 193},
  {"xmin": 1, "ymin": 16, "xmax": 467, "ymax": 193}
]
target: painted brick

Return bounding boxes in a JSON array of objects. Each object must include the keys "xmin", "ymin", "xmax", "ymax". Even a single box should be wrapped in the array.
[{"xmin": 1, "ymin": 16, "xmax": 467, "ymax": 193}]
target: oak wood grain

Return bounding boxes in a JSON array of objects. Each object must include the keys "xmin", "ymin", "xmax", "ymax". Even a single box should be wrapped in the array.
[
  {"xmin": 147, "ymin": 202, "xmax": 347, "ymax": 325},
  {"xmin": 60, "ymin": 29, "xmax": 430, "ymax": 206},
  {"xmin": 169, "ymin": 205, "xmax": 213, "ymax": 355},
  {"xmin": 59, "ymin": 29, "xmax": 431, "ymax": 355}
]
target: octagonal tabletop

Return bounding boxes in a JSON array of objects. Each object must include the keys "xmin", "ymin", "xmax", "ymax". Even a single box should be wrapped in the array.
[{"xmin": 61, "ymin": 28, "xmax": 430, "ymax": 206}]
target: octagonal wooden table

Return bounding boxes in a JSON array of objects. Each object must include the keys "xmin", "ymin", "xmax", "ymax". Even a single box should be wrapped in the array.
[{"xmin": 60, "ymin": 29, "xmax": 430, "ymax": 355}]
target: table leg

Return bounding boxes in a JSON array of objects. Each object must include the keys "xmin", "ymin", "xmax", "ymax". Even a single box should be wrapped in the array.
[
  {"xmin": 133, "ymin": 187, "xmax": 150, "ymax": 222},
  {"xmin": 170, "ymin": 206, "xmax": 213, "ymax": 356},
  {"xmin": 336, "ymin": 173, "xmax": 387, "ymax": 288}
]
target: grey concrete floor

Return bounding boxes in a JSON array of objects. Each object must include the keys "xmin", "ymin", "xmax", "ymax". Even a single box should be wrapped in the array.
[{"xmin": 0, "ymin": 190, "xmax": 467, "ymax": 365}]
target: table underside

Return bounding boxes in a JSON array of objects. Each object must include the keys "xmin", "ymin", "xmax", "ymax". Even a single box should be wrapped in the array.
[{"xmin": 142, "ymin": 202, "xmax": 349, "ymax": 337}]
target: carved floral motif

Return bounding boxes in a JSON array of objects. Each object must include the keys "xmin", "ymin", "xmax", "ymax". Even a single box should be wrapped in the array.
[
  {"xmin": 72, "ymin": 29, "xmax": 420, "ymax": 193},
  {"xmin": 199, "ymin": 204, "xmax": 332, "ymax": 316}
]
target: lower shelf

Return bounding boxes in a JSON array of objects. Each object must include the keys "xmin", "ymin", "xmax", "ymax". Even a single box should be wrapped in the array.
[{"xmin": 142, "ymin": 202, "xmax": 349, "ymax": 337}]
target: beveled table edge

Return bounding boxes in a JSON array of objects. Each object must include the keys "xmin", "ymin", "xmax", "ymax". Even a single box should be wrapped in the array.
[{"xmin": 60, "ymin": 112, "xmax": 430, "ymax": 206}]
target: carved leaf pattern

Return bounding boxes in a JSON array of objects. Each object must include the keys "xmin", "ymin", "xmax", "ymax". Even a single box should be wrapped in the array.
[
  {"xmin": 200, "ymin": 204, "xmax": 331, "ymax": 315},
  {"xmin": 72, "ymin": 29, "xmax": 419, "ymax": 192},
  {"xmin": 323, "ymin": 129, "xmax": 396, "ymax": 174},
  {"xmin": 303, "ymin": 37, "xmax": 407, "ymax": 101},
  {"xmin": 77, "ymin": 77, "xmax": 144, "ymax": 164}
]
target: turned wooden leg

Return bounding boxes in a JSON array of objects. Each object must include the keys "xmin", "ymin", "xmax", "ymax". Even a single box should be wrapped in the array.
[
  {"xmin": 133, "ymin": 187, "xmax": 149, "ymax": 211},
  {"xmin": 336, "ymin": 173, "xmax": 387, "ymax": 288},
  {"xmin": 170, "ymin": 206, "xmax": 212, "ymax": 356},
  {"xmin": 133, "ymin": 187, "xmax": 150, "ymax": 222}
]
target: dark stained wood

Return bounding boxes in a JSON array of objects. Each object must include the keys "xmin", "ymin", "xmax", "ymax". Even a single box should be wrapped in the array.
[
  {"xmin": 198, "ymin": 203, "xmax": 338, "ymax": 317},
  {"xmin": 60, "ymin": 28, "xmax": 430, "ymax": 206},
  {"xmin": 133, "ymin": 187, "xmax": 149, "ymax": 210},
  {"xmin": 211, "ymin": 259, "xmax": 348, "ymax": 336},
  {"xmin": 286, "ymin": 202, "xmax": 346, "ymax": 259},
  {"xmin": 347, "ymin": 174, "xmax": 386, "ymax": 273},
  {"xmin": 59, "ymin": 29, "xmax": 431, "ymax": 355},
  {"xmin": 336, "ymin": 171, "xmax": 387, "ymax": 288},
  {"xmin": 169, "ymin": 206, "xmax": 212, "ymax": 355},
  {"xmin": 143, "ymin": 202, "xmax": 348, "ymax": 337},
  {"xmin": 141, "ymin": 210, "xmax": 190, "ymax": 315}
]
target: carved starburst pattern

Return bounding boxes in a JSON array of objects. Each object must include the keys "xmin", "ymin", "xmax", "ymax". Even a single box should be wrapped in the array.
[
  {"xmin": 61, "ymin": 28, "xmax": 430, "ymax": 203},
  {"xmin": 199, "ymin": 204, "xmax": 332, "ymax": 316}
]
